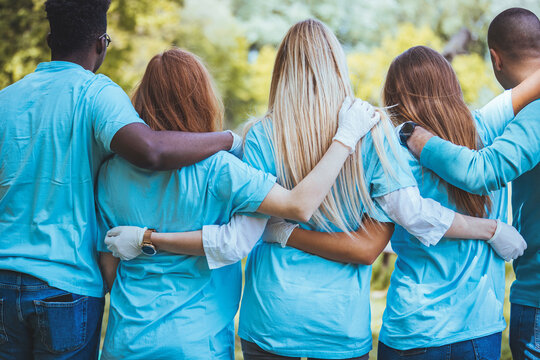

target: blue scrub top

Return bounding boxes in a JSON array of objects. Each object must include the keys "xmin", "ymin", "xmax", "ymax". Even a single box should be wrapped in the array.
[
  {"xmin": 0, "ymin": 61, "xmax": 145, "ymax": 297},
  {"xmin": 238, "ymin": 119, "xmax": 416, "ymax": 359},
  {"xmin": 421, "ymin": 101, "xmax": 540, "ymax": 309},
  {"xmin": 380, "ymin": 104, "xmax": 514, "ymax": 350},
  {"xmin": 97, "ymin": 152, "xmax": 276, "ymax": 360}
]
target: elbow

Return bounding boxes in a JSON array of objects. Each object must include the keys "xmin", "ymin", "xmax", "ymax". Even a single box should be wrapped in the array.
[
  {"xmin": 348, "ymin": 252, "xmax": 378, "ymax": 266},
  {"xmin": 362, "ymin": 252, "xmax": 380, "ymax": 266},
  {"xmin": 291, "ymin": 204, "xmax": 312, "ymax": 223},
  {"xmin": 134, "ymin": 140, "xmax": 165, "ymax": 170}
]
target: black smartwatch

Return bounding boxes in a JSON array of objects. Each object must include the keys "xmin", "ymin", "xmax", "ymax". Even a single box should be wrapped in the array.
[{"xmin": 399, "ymin": 121, "xmax": 418, "ymax": 149}]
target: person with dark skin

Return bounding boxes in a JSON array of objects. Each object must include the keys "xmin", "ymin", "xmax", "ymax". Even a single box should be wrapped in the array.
[
  {"xmin": 405, "ymin": 8, "xmax": 540, "ymax": 360},
  {"xmin": 0, "ymin": 0, "xmax": 239, "ymax": 359}
]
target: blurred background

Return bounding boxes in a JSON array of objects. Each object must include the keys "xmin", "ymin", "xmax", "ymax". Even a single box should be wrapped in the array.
[
  {"xmin": 2, "ymin": 0, "xmax": 540, "ymax": 128},
  {"xmin": 1, "ymin": 0, "xmax": 538, "ymax": 359}
]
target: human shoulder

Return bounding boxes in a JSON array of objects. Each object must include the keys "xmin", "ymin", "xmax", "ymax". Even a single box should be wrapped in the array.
[
  {"xmin": 85, "ymin": 74, "xmax": 125, "ymax": 97},
  {"xmin": 391, "ymin": 123, "xmax": 421, "ymax": 169},
  {"xmin": 200, "ymin": 150, "xmax": 245, "ymax": 171},
  {"xmin": 245, "ymin": 118, "xmax": 272, "ymax": 142},
  {"xmin": 517, "ymin": 99, "xmax": 540, "ymax": 118}
]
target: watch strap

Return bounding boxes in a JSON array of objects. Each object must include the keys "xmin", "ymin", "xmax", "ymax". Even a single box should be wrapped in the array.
[{"xmin": 142, "ymin": 228, "xmax": 156, "ymax": 247}]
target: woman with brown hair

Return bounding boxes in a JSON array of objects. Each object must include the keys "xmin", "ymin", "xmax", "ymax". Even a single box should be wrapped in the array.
[
  {"xmin": 377, "ymin": 45, "xmax": 539, "ymax": 359},
  {"xmin": 96, "ymin": 47, "xmax": 380, "ymax": 359}
]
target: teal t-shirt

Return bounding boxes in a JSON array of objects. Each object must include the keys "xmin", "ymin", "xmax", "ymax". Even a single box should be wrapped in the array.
[
  {"xmin": 238, "ymin": 119, "xmax": 416, "ymax": 359},
  {"xmin": 380, "ymin": 104, "xmax": 513, "ymax": 350},
  {"xmin": 0, "ymin": 61, "xmax": 145, "ymax": 297},
  {"xmin": 421, "ymin": 100, "xmax": 540, "ymax": 308},
  {"xmin": 97, "ymin": 152, "xmax": 276, "ymax": 360}
]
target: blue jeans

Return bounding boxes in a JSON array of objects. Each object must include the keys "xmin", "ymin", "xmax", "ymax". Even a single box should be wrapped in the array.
[
  {"xmin": 510, "ymin": 303, "xmax": 540, "ymax": 360},
  {"xmin": 241, "ymin": 339, "xmax": 369, "ymax": 360},
  {"xmin": 378, "ymin": 332, "xmax": 501, "ymax": 360},
  {"xmin": 0, "ymin": 270, "xmax": 104, "ymax": 360}
]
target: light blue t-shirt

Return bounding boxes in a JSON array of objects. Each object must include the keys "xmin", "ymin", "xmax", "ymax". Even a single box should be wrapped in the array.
[
  {"xmin": 380, "ymin": 100, "xmax": 514, "ymax": 350},
  {"xmin": 421, "ymin": 100, "xmax": 540, "ymax": 308},
  {"xmin": 97, "ymin": 152, "xmax": 276, "ymax": 360},
  {"xmin": 238, "ymin": 119, "xmax": 417, "ymax": 359},
  {"xmin": 0, "ymin": 61, "xmax": 145, "ymax": 297}
]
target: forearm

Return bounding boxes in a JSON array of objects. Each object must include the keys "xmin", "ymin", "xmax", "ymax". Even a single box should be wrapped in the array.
[
  {"xmin": 512, "ymin": 68, "xmax": 540, "ymax": 114},
  {"xmin": 111, "ymin": 123, "xmax": 234, "ymax": 170},
  {"xmin": 375, "ymin": 187, "xmax": 454, "ymax": 246},
  {"xmin": 410, "ymin": 117, "xmax": 539, "ymax": 194},
  {"xmin": 257, "ymin": 141, "xmax": 351, "ymax": 222},
  {"xmin": 444, "ymin": 214, "xmax": 496, "ymax": 240},
  {"xmin": 150, "ymin": 231, "xmax": 205, "ymax": 256},
  {"xmin": 287, "ymin": 221, "xmax": 394, "ymax": 265},
  {"xmin": 99, "ymin": 252, "xmax": 120, "ymax": 291},
  {"xmin": 405, "ymin": 126, "xmax": 434, "ymax": 158}
]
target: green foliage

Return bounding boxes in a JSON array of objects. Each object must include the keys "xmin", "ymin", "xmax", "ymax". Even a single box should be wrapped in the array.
[
  {"xmin": 0, "ymin": 0, "xmax": 48, "ymax": 88},
  {"xmin": 347, "ymin": 23, "xmax": 500, "ymax": 108},
  {"xmin": 1, "ymin": 0, "xmax": 539, "ymax": 125}
]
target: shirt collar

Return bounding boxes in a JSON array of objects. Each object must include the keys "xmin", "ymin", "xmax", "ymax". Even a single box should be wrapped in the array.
[{"xmin": 35, "ymin": 61, "xmax": 88, "ymax": 72}]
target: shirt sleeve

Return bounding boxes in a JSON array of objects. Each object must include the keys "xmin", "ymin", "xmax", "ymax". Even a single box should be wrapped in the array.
[
  {"xmin": 208, "ymin": 152, "xmax": 277, "ymax": 215},
  {"xmin": 420, "ymin": 101, "xmax": 540, "ymax": 195},
  {"xmin": 375, "ymin": 186, "xmax": 455, "ymax": 246},
  {"xmin": 474, "ymin": 90, "xmax": 514, "ymax": 144},
  {"xmin": 202, "ymin": 214, "xmax": 268, "ymax": 269},
  {"xmin": 243, "ymin": 121, "xmax": 276, "ymax": 174},
  {"xmin": 367, "ymin": 123, "xmax": 418, "ymax": 199},
  {"xmin": 91, "ymin": 81, "xmax": 147, "ymax": 153}
]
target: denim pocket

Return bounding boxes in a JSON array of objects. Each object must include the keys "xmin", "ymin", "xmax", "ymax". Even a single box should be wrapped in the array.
[
  {"xmin": 34, "ymin": 295, "xmax": 88, "ymax": 353},
  {"xmin": 0, "ymin": 299, "xmax": 7, "ymax": 344},
  {"xmin": 396, "ymin": 347, "xmax": 428, "ymax": 356}
]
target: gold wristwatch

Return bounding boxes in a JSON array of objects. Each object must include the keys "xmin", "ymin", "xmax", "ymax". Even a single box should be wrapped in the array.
[{"xmin": 141, "ymin": 228, "xmax": 157, "ymax": 256}]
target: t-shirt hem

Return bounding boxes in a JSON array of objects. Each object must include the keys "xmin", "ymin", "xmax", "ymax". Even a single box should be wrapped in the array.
[
  {"xmin": 241, "ymin": 174, "xmax": 277, "ymax": 213},
  {"xmin": 510, "ymin": 293, "xmax": 540, "ymax": 308},
  {"xmin": 238, "ymin": 330, "xmax": 371, "ymax": 359},
  {"xmin": 0, "ymin": 265, "xmax": 104, "ymax": 298},
  {"xmin": 102, "ymin": 120, "xmax": 147, "ymax": 153},
  {"xmin": 379, "ymin": 322, "xmax": 506, "ymax": 350}
]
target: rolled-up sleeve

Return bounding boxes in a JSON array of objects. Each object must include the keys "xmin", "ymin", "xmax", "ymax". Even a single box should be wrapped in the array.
[
  {"xmin": 375, "ymin": 186, "xmax": 455, "ymax": 246},
  {"xmin": 203, "ymin": 215, "xmax": 268, "ymax": 269}
]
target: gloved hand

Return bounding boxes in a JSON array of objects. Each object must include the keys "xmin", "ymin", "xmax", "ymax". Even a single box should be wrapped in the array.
[
  {"xmin": 226, "ymin": 130, "xmax": 244, "ymax": 159},
  {"xmin": 105, "ymin": 226, "xmax": 147, "ymax": 261},
  {"xmin": 262, "ymin": 217, "xmax": 299, "ymax": 248},
  {"xmin": 487, "ymin": 220, "xmax": 527, "ymax": 262},
  {"xmin": 333, "ymin": 97, "xmax": 381, "ymax": 153}
]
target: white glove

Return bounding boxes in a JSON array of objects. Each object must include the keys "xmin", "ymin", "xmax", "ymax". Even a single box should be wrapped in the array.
[
  {"xmin": 333, "ymin": 97, "xmax": 381, "ymax": 153},
  {"xmin": 105, "ymin": 226, "xmax": 147, "ymax": 261},
  {"xmin": 262, "ymin": 217, "xmax": 299, "ymax": 248},
  {"xmin": 487, "ymin": 220, "xmax": 527, "ymax": 262},
  {"xmin": 226, "ymin": 130, "xmax": 244, "ymax": 159}
]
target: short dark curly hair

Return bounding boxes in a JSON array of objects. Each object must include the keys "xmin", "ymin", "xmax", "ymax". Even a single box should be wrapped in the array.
[{"xmin": 45, "ymin": 0, "xmax": 111, "ymax": 56}]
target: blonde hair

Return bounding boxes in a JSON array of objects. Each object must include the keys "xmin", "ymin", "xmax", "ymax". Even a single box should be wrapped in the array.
[{"xmin": 249, "ymin": 19, "xmax": 399, "ymax": 233}]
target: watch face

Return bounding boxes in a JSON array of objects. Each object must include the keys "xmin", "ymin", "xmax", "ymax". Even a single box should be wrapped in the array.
[
  {"xmin": 402, "ymin": 121, "xmax": 415, "ymax": 135},
  {"xmin": 141, "ymin": 244, "xmax": 157, "ymax": 256}
]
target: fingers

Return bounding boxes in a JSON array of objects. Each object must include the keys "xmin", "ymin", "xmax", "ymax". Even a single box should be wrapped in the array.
[
  {"xmin": 106, "ymin": 227, "xmax": 123, "ymax": 237},
  {"xmin": 339, "ymin": 97, "xmax": 354, "ymax": 117}
]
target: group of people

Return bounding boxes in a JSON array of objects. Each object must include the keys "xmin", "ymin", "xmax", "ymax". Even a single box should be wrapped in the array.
[{"xmin": 0, "ymin": 0, "xmax": 538, "ymax": 360}]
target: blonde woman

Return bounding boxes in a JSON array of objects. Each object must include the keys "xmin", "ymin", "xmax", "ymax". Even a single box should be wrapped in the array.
[{"xmin": 106, "ymin": 20, "xmax": 526, "ymax": 360}]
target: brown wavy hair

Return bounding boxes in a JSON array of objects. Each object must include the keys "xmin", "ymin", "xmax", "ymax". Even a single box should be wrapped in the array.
[
  {"xmin": 383, "ymin": 46, "xmax": 491, "ymax": 217},
  {"xmin": 132, "ymin": 48, "xmax": 223, "ymax": 133}
]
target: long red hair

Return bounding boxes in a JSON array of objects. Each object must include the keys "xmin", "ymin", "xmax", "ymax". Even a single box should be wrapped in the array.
[{"xmin": 132, "ymin": 48, "xmax": 223, "ymax": 132}]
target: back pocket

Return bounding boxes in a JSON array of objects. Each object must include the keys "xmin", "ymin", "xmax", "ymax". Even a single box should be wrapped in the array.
[
  {"xmin": 0, "ymin": 299, "xmax": 7, "ymax": 344},
  {"xmin": 34, "ymin": 295, "xmax": 88, "ymax": 353}
]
